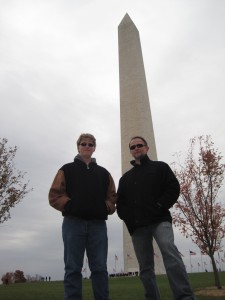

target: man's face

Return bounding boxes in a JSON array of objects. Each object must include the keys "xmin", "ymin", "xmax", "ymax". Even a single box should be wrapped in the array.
[
  {"xmin": 129, "ymin": 138, "xmax": 149, "ymax": 160},
  {"xmin": 78, "ymin": 138, "xmax": 95, "ymax": 158}
]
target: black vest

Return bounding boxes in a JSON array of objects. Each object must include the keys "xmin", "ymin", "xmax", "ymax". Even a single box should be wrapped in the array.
[{"xmin": 61, "ymin": 158, "xmax": 109, "ymax": 220}]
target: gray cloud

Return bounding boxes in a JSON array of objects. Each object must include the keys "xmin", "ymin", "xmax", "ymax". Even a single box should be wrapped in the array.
[{"xmin": 0, "ymin": 0, "xmax": 225, "ymax": 280}]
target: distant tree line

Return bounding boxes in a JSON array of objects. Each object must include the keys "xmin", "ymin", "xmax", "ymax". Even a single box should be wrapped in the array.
[
  {"xmin": 1, "ymin": 270, "xmax": 51, "ymax": 284},
  {"xmin": 1, "ymin": 270, "xmax": 26, "ymax": 284}
]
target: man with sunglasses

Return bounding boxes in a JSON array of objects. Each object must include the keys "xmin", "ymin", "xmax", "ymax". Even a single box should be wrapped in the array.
[
  {"xmin": 49, "ymin": 133, "xmax": 116, "ymax": 300},
  {"xmin": 117, "ymin": 136, "xmax": 195, "ymax": 300}
]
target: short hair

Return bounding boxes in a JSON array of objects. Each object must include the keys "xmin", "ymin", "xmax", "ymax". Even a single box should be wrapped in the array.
[
  {"xmin": 77, "ymin": 133, "xmax": 96, "ymax": 148},
  {"xmin": 129, "ymin": 136, "xmax": 148, "ymax": 148}
]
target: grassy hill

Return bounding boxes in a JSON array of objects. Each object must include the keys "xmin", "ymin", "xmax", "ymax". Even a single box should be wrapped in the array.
[{"xmin": 0, "ymin": 272, "xmax": 225, "ymax": 299}]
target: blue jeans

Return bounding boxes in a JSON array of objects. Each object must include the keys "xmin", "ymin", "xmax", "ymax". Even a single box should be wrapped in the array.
[
  {"xmin": 132, "ymin": 222, "xmax": 195, "ymax": 300},
  {"xmin": 62, "ymin": 216, "xmax": 109, "ymax": 300}
]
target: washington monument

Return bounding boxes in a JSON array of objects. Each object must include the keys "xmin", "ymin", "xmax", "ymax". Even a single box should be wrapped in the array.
[{"xmin": 118, "ymin": 14, "xmax": 165, "ymax": 274}]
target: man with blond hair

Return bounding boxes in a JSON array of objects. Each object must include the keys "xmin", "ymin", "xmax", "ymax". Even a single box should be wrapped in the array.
[{"xmin": 49, "ymin": 133, "xmax": 116, "ymax": 300}]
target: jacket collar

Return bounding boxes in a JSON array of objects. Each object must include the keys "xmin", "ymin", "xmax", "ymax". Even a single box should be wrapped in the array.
[
  {"xmin": 74, "ymin": 154, "xmax": 97, "ymax": 164},
  {"xmin": 130, "ymin": 154, "xmax": 150, "ymax": 166}
]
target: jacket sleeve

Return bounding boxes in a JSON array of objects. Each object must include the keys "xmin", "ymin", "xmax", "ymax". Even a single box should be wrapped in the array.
[
  {"xmin": 157, "ymin": 163, "xmax": 180, "ymax": 209},
  {"xmin": 48, "ymin": 170, "xmax": 70, "ymax": 212},
  {"xmin": 105, "ymin": 174, "xmax": 117, "ymax": 215},
  {"xmin": 116, "ymin": 177, "xmax": 127, "ymax": 220},
  {"xmin": 117, "ymin": 176, "xmax": 136, "ymax": 235}
]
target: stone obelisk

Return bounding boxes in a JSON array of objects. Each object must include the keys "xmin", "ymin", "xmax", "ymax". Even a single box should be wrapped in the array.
[{"xmin": 118, "ymin": 13, "xmax": 165, "ymax": 274}]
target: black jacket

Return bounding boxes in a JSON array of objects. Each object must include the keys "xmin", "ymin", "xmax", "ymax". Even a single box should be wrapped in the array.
[{"xmin": 117, "ymin": 155, "xmax": 180, "ymax": 235}]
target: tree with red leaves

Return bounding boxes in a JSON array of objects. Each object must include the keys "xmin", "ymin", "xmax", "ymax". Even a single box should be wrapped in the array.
[
  {"xmin": 1, "ymin": 272, "xmax": 14, "ymax": 284},
  {"xmin": 0, "ymin": 138, "xmax": 31, "ymax": 224},
  {"xmin": 172, "ymin": 135, "xmax": 225, "ymax": 289},
  {"xmin": 14, "ymin": 270, "xmax": 27, "ymax": 283}
]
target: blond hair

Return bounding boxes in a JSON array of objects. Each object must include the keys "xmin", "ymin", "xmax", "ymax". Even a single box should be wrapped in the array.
[{"xmin": 76, "ymin": 133, "xmax": 96, "ymax": 148}]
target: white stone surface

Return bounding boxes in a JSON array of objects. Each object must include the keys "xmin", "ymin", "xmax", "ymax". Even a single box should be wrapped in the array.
[{"xmin": 118, "ymin": 13, "xmax": 165, "ymax": 274}]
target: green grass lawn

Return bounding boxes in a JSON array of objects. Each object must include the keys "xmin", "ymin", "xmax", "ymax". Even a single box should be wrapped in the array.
[{"xmin": 0, "ymin": 272, "xmax": 224, "ymax": 299}]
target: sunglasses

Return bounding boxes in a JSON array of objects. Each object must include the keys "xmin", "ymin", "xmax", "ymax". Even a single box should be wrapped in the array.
[
  {"xmin": 129, "ymin": 144, "xmax": 145, "ymax": 150},
  {"xmin": 80, "ymin": 143, "xmax": 94, "ymax": 147}
]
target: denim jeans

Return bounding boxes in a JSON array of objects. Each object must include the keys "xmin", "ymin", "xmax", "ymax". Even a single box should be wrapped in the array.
[
  {"xmin": 132, "ymin": 222, "xmax": 195, "ymax": 300},
  {"xmin": 62, "ymin": 216, "xmax": 109, "ymax": 300}
]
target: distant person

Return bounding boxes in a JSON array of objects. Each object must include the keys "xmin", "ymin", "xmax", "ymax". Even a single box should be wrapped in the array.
[
  {"xmin": 49, "ymin": 133, "xmax": 116, "ymax": 300},
  {"xmin": 117, "ymin": 136, "xmax": 196, "ymax": 300}
]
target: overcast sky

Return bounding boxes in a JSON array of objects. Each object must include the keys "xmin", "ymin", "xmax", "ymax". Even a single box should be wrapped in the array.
[{"xmin": 1, "ymin": 0, "xmax": 225, "ymax": 281}]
